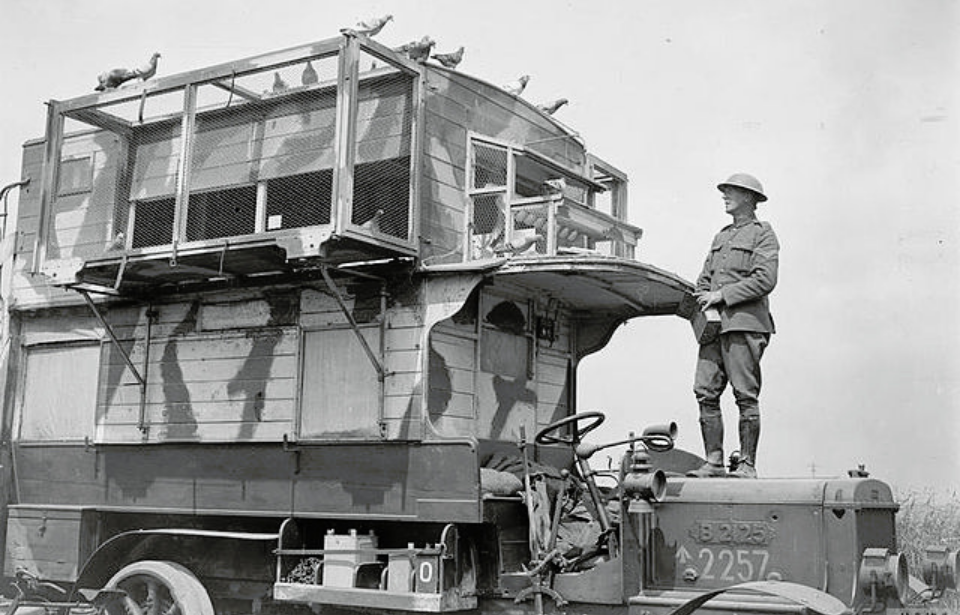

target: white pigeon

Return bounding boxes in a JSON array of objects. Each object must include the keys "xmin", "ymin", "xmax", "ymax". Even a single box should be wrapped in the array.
[
  {"xmin": 360, "ymin": 209, "xmax": 384, "ymax": 233},
  {"xmin": 343, "ymin": 14, "xmax": 393, "ymax": 37},
  {"xmin": 541, "ymin": 179, "xmax": 567, "ymax": 198},
  {"xmin": 503, "ymin": 75, "xmax": 530, "ymax": 96},
  {"xmin": 105, "ymin": 231, "xmax": 126, "ymax": 252},
  {"xmin": 536, "ymin": 98, "xmax": 569, "ymax": 115}
]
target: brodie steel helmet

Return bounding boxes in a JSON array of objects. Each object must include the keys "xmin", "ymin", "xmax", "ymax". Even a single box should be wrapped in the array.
[{"xmin": 717, "ymin": 173, "xmax": 767, "ymax": 202}]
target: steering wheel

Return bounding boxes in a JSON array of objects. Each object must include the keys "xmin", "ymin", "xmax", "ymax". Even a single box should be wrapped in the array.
[{"xmin": 535, "ymin": 411, "xmax": 606, "ymax": 445}]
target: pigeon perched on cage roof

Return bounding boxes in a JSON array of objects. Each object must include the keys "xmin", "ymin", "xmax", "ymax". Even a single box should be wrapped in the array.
[
  {"xmin": 397, "ymin": 36, "xmax": 435, "ymax": 63},
  {"xmin": 431, "ymin": 46, "xmax": 464, "ymax": 69},
  {"xmin": 341, "ymin": 14, "xmax": 393, "ymax": 38},
  {"xmin": 135, "ymin": 52, "xmax": 162, "ymax": 81},
  {"xmin": 536, "ymin": 98, "xmax": 569, "ymax": 115},
  {"xmin": 301, "ymin": 61, "xmax": 319, "ymax": 86},
  {"xmin": 94, "ymin": 51, "xmax": 161, "ymax": 92},
  {"xmin": 272, "ymin": 72, "xmax": 289, "ymax": 93},
  {"xmin": 502, "ymin": 75, "xmax": 530, "ymax": 96}
]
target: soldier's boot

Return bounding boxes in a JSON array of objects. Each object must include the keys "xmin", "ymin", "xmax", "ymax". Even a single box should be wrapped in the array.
[
  {"xmin": 687, "ymin": 413, "xmax": 726, "ymax": 478},
  {"xmin": 729, "ymin": 417, "xmax": 760, "ymax": 479}
]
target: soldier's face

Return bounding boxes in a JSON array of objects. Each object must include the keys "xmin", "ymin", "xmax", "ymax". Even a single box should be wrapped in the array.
[{"xmin": 721, "ymin": 186, "xmax": 757, "ymax": 216}]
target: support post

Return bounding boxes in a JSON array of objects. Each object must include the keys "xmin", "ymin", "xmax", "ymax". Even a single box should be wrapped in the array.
[
  {"xmin": 171, "ymin": 84, "xmax": 198, "ymax": 265},
  {"xmin": 33, "ymin": 102, "xmax": 64, "ymax": 273},
  {"xmin": 333, "ymin": 33, "xmax": 361, "ymax": 235}
]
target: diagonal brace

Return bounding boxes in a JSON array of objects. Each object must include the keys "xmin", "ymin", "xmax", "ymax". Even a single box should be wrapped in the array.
[
  {"xmin": 81, "ymin": 291, "xmax": 149, "ymax": 431},
  {"xmin": 320, "ymin": 266, "xmax": 386, "ymax": 382}
]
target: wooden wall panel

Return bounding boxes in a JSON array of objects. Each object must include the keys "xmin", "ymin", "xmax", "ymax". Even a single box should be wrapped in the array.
[
  {"xmin": 383, "ymin": 347, "xmax": 420, "ymax": 376},
  {"xmin": 383, "ymin": 325, "xmax": 419, "ymax": 351},
  {"xmin": 423, "ymin": 87, "xmax": 469, "ymax": 127},
  {"xmin": 423, "ymin": 152, "xmax": 466, "ymax": 194},
  {"xmin": 97, "ymin": 421, "xmax": 293, "ymax": 443},
  {"xmin": 98, "ymin": 325, "xmax": 299, "ymax": 444},
  {"xmin": 430, "ymin": 414, "xmax": 475, "ymax": 436},
  {"xmin": 434, "ymin": 73, "xmax": 585, "ymax": 172},
  {"xmin": 15, "ymin": 442, "xmax": 480, "ymax": 523},
  {"xmin": 42, "ymin": 132, "xmax": 122, "ymax": 263},
  {"xmin": 14, "ymin": 446, "xmax": 101, "ymax": 505},
  {"xmin": 12, "ymin": 141, "xmax": 107, "ymax": 309},
  {"xmin": 380, "ymin": 417, "xmax": 420, "ymax": 440}
]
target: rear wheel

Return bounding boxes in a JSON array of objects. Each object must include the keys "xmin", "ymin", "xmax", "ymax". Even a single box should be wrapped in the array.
[{"xmin": 104, "ymin": 560, "xmax": 215, "ymax": 615}]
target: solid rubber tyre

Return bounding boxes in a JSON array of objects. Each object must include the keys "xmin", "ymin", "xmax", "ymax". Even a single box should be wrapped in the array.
[{"xmin": 104, "ymin": 560, "xmax": 215, "ymax": 615}]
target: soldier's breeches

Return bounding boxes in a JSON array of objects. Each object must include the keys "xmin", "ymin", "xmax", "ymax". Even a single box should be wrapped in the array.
[{"xmin": 694, "ymin": 331, "xmax": 770, "ymax": 419}]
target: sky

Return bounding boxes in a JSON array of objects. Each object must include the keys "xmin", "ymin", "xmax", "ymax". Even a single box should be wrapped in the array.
[{"xmin": 0, "ymin": 0, "xmax": 957, "ymax": 492}]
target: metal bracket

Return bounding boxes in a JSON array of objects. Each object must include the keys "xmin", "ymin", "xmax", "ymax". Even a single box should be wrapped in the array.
[
  {"xmin": 320, "ymin": 266, "xmax": 387, "ymax": 382},
  {"xmin": 283, "ymin": 433, "xmax": 302, "ymax": 474},
  {"xmin": 80, "ymin": 291, "xmax": 150, "ymax": 433},
  {"xmin": 113, "ymin": 252, "xmax": 129, "ymax": 290}
]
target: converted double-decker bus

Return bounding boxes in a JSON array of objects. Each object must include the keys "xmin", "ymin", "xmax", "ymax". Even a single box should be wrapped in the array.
[{"xmin": 0, "ymin": 30, "xmax": 954, "ymax": 615}]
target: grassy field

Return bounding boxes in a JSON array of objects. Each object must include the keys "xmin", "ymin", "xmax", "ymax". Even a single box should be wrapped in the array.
[{"xmin": 895, "ymin": 486, "xmax": 960, "ymax": 609}]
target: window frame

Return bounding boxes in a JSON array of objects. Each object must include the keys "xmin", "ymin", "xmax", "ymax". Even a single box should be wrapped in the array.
[
  {"xmin": 15, "ymin": 341, "xmax": 102, "ymax": 445},
  {"xmin": 295, "ymin": 324, "xmax": 384, "ymax": 442},
  {"xmin": 56, "ymin": 154, "xmax": 95, "ymax": 197},
  {"xmin": 464, "ymin": 133, "xmax": 606, "ymax": 260}
]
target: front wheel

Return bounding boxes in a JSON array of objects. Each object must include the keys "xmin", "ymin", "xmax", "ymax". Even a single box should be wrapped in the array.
[{"xmin": 104, "ymin": 560, "xmax": 215, "ymax": 615}]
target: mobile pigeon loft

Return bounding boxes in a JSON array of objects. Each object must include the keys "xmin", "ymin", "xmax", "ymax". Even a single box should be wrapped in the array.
[{"xmin": 0, "ymin": 30, "xmax": 953, "ymax": 615}]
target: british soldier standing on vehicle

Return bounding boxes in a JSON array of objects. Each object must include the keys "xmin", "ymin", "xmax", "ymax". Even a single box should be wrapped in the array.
[{"xmin": 688, "ymin": 173, "xmax": 779, "ymax": 479}]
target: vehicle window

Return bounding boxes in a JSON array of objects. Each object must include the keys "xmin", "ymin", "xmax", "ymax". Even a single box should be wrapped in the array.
[
  {"xmin": 300, "ymin": 327, "xmax": 381, "ymax": 439},
  {"xmin": 18, "ymin": 343, "xmax": 99, "ymax": 441}
]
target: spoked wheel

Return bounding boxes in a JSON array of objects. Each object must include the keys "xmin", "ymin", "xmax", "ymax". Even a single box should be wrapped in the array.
[{"xmin": 103, "ymin": 560, "xmax": 215, "ymax": 615}]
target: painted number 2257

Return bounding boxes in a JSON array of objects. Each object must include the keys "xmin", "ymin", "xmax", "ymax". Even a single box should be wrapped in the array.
[{"xmin": 697, "ymin": 548, "xmax": 770, "ymax": 582}]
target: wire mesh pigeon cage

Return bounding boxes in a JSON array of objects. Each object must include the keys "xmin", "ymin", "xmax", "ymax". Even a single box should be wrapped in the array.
[
  {"xmin": 37, "ymin": 37, "xmax": 419, "ymax": 275},
  {"xmin": 347, "ymin": 48, "xmax": 415, "ymax": 241},
  {"xmin": 466, "ymin": 137, "xmax": 603, "ymax": 259}
]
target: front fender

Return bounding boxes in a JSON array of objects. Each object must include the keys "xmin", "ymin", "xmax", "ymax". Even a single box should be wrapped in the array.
[
  {"xmin": 666, "ymin": 581, "xmax": 850, "ymax": 615},
  {"xmin": 71, "ymin": 528, "xmax": 278, "ymax": 597}
]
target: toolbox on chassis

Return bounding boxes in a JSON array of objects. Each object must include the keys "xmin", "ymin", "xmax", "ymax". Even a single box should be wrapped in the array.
[{"xmin": 0, "ymin": 29, "xmax": 955, "ymax": 615}]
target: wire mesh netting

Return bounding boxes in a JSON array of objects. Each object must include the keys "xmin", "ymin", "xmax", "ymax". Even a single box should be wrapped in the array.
[
  {"xmin": 49, "ymin": 91, "xmax": 187, "ymax": 259},
  {"xmin": 348, "ymin": 49, "xmax": 415, "ymax": 241},
  {"xmin": 235, "ymin": 55, "xmax": 339, "ymax": 234},
  {"xmin": 44, "ymin": 45, "xmax": 419, "ymax": 265},
  {"xmin": 469, "ymin": 142, "xmax": 508, "ymax": 257},
  {"xmin": 121, "ymin": 90, "xmax": 185, "ymax": 249},
  {"xmin": 465, "ymin": 138, "xmax": 627, "ymax": 259}
]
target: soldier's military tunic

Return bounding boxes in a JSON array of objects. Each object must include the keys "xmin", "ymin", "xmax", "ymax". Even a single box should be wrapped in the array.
[{"xmin": 694, "ymin": 216, "xmax": 779, "ymax": 419}]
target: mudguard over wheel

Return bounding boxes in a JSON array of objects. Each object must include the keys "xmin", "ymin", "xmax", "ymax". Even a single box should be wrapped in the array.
[{"xmin": 104, "ymin": 560, "xmax": 215, "ymax": 615}]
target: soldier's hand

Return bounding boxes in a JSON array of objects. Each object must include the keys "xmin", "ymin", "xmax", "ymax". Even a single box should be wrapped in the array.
[{"xmin": 694, "ymin": 290, "xmax": 723, "ymax": 310}]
